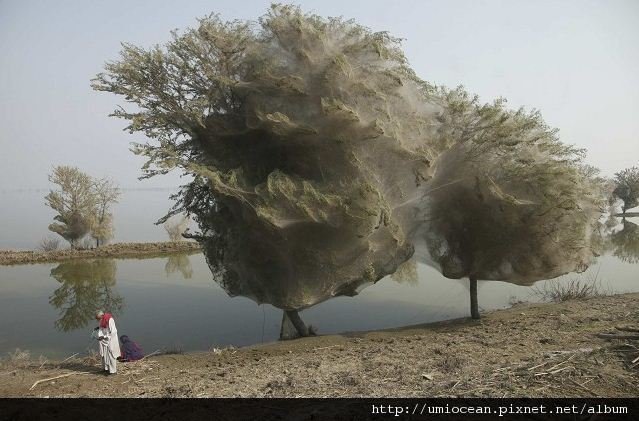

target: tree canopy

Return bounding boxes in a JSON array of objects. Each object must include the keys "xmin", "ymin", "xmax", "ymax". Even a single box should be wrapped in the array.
[
  {"xmin": 45, "ymin": 166, "xmax": 120, "ymax": 248},
  {"xmin": 45, "ymin": 166, "xmax": 96, "ymax": 248},
  {"xmin": 93, "ymin": 5, "xmax": 604, "ymax": 310}
]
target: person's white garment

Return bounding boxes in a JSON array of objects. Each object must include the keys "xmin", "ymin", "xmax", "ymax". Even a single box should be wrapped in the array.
[{"xmin": 98, "ymin": 317, "xmax": 121, "ymax": 374}]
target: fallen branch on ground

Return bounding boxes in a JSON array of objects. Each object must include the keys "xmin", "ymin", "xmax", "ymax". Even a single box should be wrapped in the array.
[
  {"xmin": 615, "ymin": 326, "xmax": 639, "ymax": 333},
  {"xmin": 543, "ymin": 347, "xmax": 599, "ymax": 358},
  {"xmin": 29, "ymin": 371, "xmax": 91, "ymax": 390},
  {"xmin": 140, "ymin": 350, "xmax": 160, "ymax": 361},
  {"xmin": 569, "ymin": 378, "xmax": 598, "ymax": 397},
  {"xmin": 596, "ymin": 333, "xmax": 639, "ymax": 340},
  {"xmin": 61, "ymin": 353, "xmax": 79, "ymax": 364}
]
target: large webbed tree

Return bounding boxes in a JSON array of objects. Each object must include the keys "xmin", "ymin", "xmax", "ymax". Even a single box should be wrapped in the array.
[
  {"xmin": 93, "ymin": 5, "xmax": 443, "ymax": 335},
  {"xmin": 94, "ymin": 5, "xmax": 603, "ymax": 332}
]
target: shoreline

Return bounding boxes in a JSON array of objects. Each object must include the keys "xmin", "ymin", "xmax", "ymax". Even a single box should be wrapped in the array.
[
  {"xmin": 1, "ymin": 292, "xmax": 637, "ymax": 397},
  {"xmin": 0, "ymin": 241, "xmax": 202, "ymax": 265}
]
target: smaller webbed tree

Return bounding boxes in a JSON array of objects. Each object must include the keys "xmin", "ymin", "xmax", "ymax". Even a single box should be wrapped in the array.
[
  {"xmin": 91, "ymin": 177, "xmax": 121, "ymax": 247},
  {"xmin": 612, "ymin": 166, "xmax": 639, "ymax": 214},
  {"xmin": 45, "ymin": 166, "xmax": 96, "ymax": 249},
  {"xmin": 421, "ymin": 88, "xmax": 604, "ymax": 319}
]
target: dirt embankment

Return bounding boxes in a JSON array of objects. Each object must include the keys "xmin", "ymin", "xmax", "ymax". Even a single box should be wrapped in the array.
[
  {"xmin": 1, "ymin": 293, "xmax": 637, "ymax": 397},
  {"xmin": 0, "ymin": 242, "xmax": 201, "ymax": 265}
]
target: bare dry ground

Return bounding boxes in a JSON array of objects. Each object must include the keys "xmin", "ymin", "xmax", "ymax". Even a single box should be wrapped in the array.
[
  {"xmin": 0, "ymin": 242, "xmax": 201, "ymax": 265},
  {"xmin": 1, "ymin": 293, "xmax": 637, "ymax": 398}
]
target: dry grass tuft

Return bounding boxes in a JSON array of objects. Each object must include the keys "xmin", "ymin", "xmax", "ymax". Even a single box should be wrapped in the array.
[{"xmin": 532, "ymin": 276, "xmax": 610, "ymax": 303}]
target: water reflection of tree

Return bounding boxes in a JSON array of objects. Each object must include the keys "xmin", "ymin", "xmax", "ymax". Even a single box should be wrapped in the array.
[
  {"xmin": 609, "ymin": 220, "xmax": 639, "ymax": 263},
  {"xmin": 164, "ymin": 253, "xmax": 193, "ymax": 279},
  {"xmin": 49, "ymin": 259, "xmax": 124, "ymax": 332}
]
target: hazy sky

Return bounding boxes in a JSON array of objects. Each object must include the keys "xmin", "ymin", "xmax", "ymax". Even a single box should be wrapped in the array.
[{"xmin": 1, "ymin": 0, "xmax": 637, "ymax": 190}]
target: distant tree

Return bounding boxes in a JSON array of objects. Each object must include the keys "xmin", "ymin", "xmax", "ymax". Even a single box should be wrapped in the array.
[
  {"xmin": 164, "ymin": 215, "xmax": 190, "ymax": 242},
  {"xmin": 45, "ymin": 166, "xmax": 96, "ymax": 248},
  {"xmin": 612, "ymin": 166, "xmax": 639, "ymax": 214},
  {"xmin": 91, "ymin": 178, "xmax": 121, "ymax": 247},
  {"xmin": 38, "ymin": 236, "xmax": 61, "ymax": 252},
  {"xmin": 45, "ymin": 167, "xmax": 121, "ymax": 248}
]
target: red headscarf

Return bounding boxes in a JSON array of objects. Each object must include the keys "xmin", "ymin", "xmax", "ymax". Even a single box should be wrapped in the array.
[{"xmin": 99, "ymin": 313, "xmax": 113, "ymax": 329}]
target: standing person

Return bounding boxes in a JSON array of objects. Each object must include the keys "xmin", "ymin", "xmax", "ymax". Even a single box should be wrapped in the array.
[{"xmin": 95, "ymin": 310, "xmax": 121, "ymax": 375}]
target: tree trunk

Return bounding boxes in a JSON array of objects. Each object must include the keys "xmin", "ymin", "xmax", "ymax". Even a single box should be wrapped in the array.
[
  {"xmin": 469, "ymin": 276, "xmax": 480, "ymax": 320},
  {"xmin": 284, "ymin": 310, "xmax": 310, "ymax": 337},
  {"xmin": 280, "ymin": 312, "xmax": 299, "ymax": 340}
]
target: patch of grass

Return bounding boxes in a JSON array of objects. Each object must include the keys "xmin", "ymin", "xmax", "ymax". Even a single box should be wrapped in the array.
[
  {"xmin": 436, "ymin": 355, "xmax": 465, "ymax": 373},
  {"xmin": 532, "ymin": 275, "xmax": 611, "ymax": 303},
  {"xmin": 0, "ymin": 349, "xmax": 32, "ymax": 370}
]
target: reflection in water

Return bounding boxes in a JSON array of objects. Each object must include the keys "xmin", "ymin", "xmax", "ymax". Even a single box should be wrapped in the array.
[
  {"xmin": 49, "ymin": 259, "xmax": 123, "ymax": 332},
  {"xmin": 164, "ymin": 253, "xmax": 193, "ymax": 279},
  {"xmin": 609, "ymin": 219, "xmax": 639, "ymax": 263},
  {"xmin": 41, "ymin": 220, "xmax": 637, "ymax": 342},
  {"xmin": 210, "ymin": 216, "xmax": 636, "ymax": 337}
]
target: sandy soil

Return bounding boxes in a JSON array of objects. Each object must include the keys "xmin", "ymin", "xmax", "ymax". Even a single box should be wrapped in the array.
[
  {"xmin": 1, "ymin": 293, "xmax": 637, "ymax": 398},
  {"xmin": 0, "ymin": 242, "xmax": 201, "ymax": 265}
]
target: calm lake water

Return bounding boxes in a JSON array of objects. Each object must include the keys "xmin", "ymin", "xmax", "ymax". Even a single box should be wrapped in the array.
[
  {"xmin": 0, "ymin": 190, "xmax": 637, "ymax": 358},
  {"xmin": 0, "ymin": 250, "xmax": 637, "ymax": 358}
]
